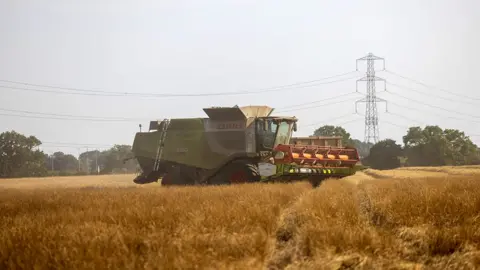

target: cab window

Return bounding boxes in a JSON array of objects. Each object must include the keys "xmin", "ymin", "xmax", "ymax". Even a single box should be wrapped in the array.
[
  {"xmin": 274, "ymin": 122, "xmax": 291, "ymax": 145},
  {"xmin": 256, "ymin": 119, "xmax": 277, "ymax": 149}
]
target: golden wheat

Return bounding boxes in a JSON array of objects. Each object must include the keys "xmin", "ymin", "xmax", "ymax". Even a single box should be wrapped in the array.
[
  {"xmin": 0, "ymin": 174, "xmax": 140, "ymax": 189},
  {"xmin": 267, "ymin": 176, "xmax": 480, "ymax": 269},
  {"xmin": 0, "ymin": 181, "xmax": 310, "ymax": 269},
  {"xmin": 0, "ymin": 166, "xmax": 479, "ymax": 269}
]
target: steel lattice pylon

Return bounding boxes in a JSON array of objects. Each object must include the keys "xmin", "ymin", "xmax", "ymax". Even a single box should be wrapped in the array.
[{"xmin": 355, "ymin": 53, "xmax": 387, "ymax": 144}]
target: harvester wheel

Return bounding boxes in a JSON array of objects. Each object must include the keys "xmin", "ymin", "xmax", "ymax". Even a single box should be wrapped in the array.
[
  {"xmin": 160, "ymin": 171, "xmax": 174, "ymax": 186},
  {"xmin": 209, "ymin": 162, "xmax": 260, "ymax": 185},
  {"xmin": 161, "ymin": 165, "xmax": 195, "ymax": 186}
]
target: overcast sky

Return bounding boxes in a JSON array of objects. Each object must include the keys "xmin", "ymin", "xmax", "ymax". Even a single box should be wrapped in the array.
[{"xmin": 1, "ymin": 0, "xmax": 479, "ymax": 155}]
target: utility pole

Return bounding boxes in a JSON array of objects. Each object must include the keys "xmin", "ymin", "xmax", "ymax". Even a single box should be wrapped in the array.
[{"xmin": 355, "ymin": 53, "xmax": 387, "ymax": 144}]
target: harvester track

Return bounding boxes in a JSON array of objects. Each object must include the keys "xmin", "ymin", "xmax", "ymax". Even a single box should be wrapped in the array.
[{"xmin": 264, "ymin": 173, "xmax": 377, "ymax": 269}]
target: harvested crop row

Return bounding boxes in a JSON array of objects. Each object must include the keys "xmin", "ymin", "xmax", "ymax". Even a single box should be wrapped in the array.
[
  {"xmin": 266, "ymin": 176, "xmax": 480, "ymax": 269},
  {"xmin": 362, "ymin": 168, "xmax": 448, "ymax": 179},
  {"xmin": 396, "ymin": 165, "xmax": 480, "ymax": 176}
]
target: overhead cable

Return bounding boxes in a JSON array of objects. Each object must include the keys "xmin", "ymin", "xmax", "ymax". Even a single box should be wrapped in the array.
[
  {"xmin": 385, "ymin": 69, "xmax": 480, "ymax": 101},
  {"xmin": 0, "ymin": 71, "xmax": 359, "ymax": 98}
]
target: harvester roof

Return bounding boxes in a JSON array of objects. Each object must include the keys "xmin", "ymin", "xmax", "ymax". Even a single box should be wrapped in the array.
[
  {"xmin": 147, "ymin": 105, "xmax": 296, "ymax": 131},
  {"xmin": 203, "ymin": 105, "xmax": 275, "ymax": 121},
  {"xmin": 265, "ymin": 116, "xmax": 298, "ymax": 123}
]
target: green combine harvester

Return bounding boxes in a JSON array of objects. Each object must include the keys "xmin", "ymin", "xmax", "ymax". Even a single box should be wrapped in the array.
[{"xmin": 129, "ymin": 105, "xmax": 360, "ymax": 187}]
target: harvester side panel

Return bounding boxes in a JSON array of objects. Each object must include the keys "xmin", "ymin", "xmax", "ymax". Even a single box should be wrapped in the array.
[
  {"xmin": 160, "ymin": 118, "xmax": 224, "ymax": 170},
  {"xmin": 202, "ymin": 118, "xmax": 247, "ymax": 155},
  {"xmin": 159, "ymin": 118, "xmax": 254, "ymax": 170}
]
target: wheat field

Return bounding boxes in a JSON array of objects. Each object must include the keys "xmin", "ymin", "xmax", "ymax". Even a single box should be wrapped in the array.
[{"xmin": 1, "ymin": 167, "xmax": 480, "ymax": 269}]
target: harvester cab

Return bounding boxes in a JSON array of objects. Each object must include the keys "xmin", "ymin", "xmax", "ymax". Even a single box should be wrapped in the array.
[
  {"xmin": 130, "ymin": 105, "xmax": 360, "ymax": 187},
  {"xmin": 254, "ymin": 116, "xmax": 297, "ymax": 152}
]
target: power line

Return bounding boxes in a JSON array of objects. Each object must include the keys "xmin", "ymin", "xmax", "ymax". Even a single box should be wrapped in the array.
[
  {"xmin": 385, "ymin": 69, "xmax": 480, "ymax": 101},
  {"xmin": 0, "ymin": 112, "xmax": 142, "ymax": 122},
  {"xmin": 383, "ymin": 90, "xmax": 480, "ymax": 119},
  {"xmin": 275, "ymin": 96, "xmax": 361, "ymax": 114},
  {"xmin": 385, "ymin": 109, "xmax": 480, "ymax": 142},
  {"xmin": 336, "ymin": 117, "xmax": 363, "ymax": 127},
  {"xmin": 387, "ymin": 82, "xmax": 479, "ymax": 107},
  {"xmin": 380, "ymin": 119, "xmax": 410, "ymax": 130},
  {"xmin": 379, "ymin": 108, "xmax": 480, "ymax": 141},
  {"xmin": 385, "ymin": 100, "xmax": 480, "ymax": 124},
  {"xmin": 377, "ymin": 68, "xmax": 480, "ymax": 139},
  {"xmin": 0, "ymin": 99, "xmax": 355, "ymax": 122},
  {"xmin": 300, "ymin": 112, "xmax": 361, "ymax": 127},
  {"xmin": 385, "ymin": 111, "xmax": 424, "ymax": 125},
  {"xmin": 370, "ymin": 98, "xmax": 480, "ymax": 134},
  {"xmin": 0, "ymin": 91, "xmax": 364, "ymax": 122},
  {"xmin": 0, "ymin": 71, "xmax": 358, "ymax": 98},
  {"xmin": 0, "ymin": 85, "xmax": 127, "ymax": 97},
  {"xmin": 0, "ymin": 108, "xmax": 147, "ymax": 121},
  {"xmin": 274, "ymin": 91, "xmax": 359, "ymax": 110}
]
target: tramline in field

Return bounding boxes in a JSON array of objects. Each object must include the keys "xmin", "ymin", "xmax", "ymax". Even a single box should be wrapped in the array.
[{"xmin": 128, "ymin": 105, "xmax": 361, "ymax": 187}]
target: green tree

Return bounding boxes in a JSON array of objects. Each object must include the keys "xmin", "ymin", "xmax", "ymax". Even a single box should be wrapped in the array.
[
  {"xmin": 78, "ymin": 145, "xmax": 138, "ymax": 174},
  {"xmin": 403, "ymin": 125, "xmax": 479, "ymax": 166},
  {"xmin": 443, "ymin": 128, "xmax": 480, "ymax": 165},
  {"xmin": 0, "ymin": 130, "xmax": 47, "ymax": 178},
  {"xmin": 47, "ymin": 152, "xmax": 79, "ymax": 173},
  {"xmin": 101, "ymin": 145, "xmax": 138, "ymax": 174},
  {"xmin": 363, "ymin": 139, "xmax": 403, "ymax": 169},
  {"xmin": 351, "ymin": 139, "xmax": 374, "ymax": 158},
  {"xmin": 79, "ymin": 150, "xmax": 101, "ymax": 174}
]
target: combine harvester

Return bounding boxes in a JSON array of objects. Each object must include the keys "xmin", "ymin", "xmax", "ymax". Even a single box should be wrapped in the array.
[{"xmin": 129, "ymin": 105, "xmax": 360, "ymax": 187}]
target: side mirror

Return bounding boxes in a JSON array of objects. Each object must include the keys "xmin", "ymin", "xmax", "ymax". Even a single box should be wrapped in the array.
[{"xmin": 293, "ymin": 122, "xmax": 297, "ymax": 132}]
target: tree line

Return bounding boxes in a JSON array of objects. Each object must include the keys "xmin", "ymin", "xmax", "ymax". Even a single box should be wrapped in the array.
[
  {"xmin": 314, "ymin": 125, "xmax": 480, "ymax": 169},
  {"xmin": 0, "ymin": 130, "xmax": 138, "ymax": 178}
]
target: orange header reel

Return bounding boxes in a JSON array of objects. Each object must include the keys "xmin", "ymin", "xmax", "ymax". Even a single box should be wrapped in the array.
[{"xmin": 273, "ymin": 144, "xmax": 360, "ymax": 168}]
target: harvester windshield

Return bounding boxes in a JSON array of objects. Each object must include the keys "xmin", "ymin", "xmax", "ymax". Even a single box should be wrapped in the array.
[
  {"xmin": 256, "ymin": 118, "xmax": 296, "ymax": 151},
  {"xmin": 274, "ymin": 122, "xmax": 291, "ymax": 145}
]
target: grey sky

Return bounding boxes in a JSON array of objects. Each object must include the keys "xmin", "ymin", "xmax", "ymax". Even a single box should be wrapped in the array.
[{"xmin": 1, "ymin": 0, "xmax": 479, "ymax": 155}]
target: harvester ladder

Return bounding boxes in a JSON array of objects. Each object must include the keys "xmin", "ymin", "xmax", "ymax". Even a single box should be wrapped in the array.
[{"xmin": 153, "ymin": 119, "xmax": 170, "ymax": 171}]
